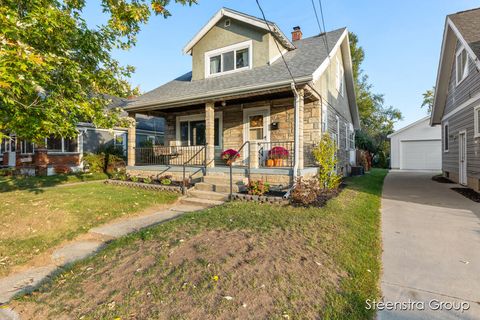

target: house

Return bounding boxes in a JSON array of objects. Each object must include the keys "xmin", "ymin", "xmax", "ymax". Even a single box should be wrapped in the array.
[
  {"xmin": 430, "ymin": 7, "xmax": 480, "ymax": 190},
  {"xmin": 123, "ymin": 7, "xmax": 360, "ymax": 189},
  {"xmin": 388, "ymin": 117, "xmax": 441, "ymax": 171},
  {"xmin": 1, "ymin": 101, "xmax": 164, "ymax": 175}
]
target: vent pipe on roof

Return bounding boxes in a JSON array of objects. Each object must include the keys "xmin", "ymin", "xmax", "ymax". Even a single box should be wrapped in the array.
[{"xmin": 291, "ymin": 26, "xmax": 302, "ymax": 41}]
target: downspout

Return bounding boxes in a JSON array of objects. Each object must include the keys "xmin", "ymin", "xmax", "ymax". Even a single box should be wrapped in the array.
[{"xmin": 285, "ymin": 82, "xmax": 300, "ymax": 199}]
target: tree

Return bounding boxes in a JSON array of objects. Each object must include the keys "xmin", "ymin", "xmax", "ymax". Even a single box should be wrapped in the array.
[
  {"xmin": 0, "ymin": 0, "xmax": 196, "ymax": 143},
  {"xmin": 349, "ymin": 32, "xmax": 402, "ymax": 166},
  {"xmin": 421, "ymin": 87, "xmax": 435, "ymax": 114}
]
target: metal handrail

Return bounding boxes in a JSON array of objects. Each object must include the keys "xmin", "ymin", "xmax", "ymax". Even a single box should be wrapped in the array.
[
  {"xmin": 182, "ymin": 144, "xmax": 207, "ymax": 195},
  {"xmin": 229, "ymin": 141, "xmax": 250, "ymax": 201}
]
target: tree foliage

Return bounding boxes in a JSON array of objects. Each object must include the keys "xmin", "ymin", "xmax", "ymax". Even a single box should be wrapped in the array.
[
  {"xmin": 0, "ymin": 0, "xmax": 196, "ymax": 142},
  {"xmin": 312, "ymin": 133, "xmax": 341, "ymax": 190},
  {"xmin": 421, "ymin": 87, "xmax": 435, "ymax": 114},
  {"xmin": 349, "ymin": 32, "xmax": 402, "ymax": 162}
]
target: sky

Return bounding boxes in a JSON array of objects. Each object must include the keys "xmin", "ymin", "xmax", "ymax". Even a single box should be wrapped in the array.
[{"xmin": 83, "ymin": 0, "xmax": 480, "ymax": 130}]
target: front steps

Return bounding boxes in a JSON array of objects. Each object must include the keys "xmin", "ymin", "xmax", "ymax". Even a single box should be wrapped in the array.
[{"xmin": 181, "ymin": 173, "xmax": 247, "ymax": 206}]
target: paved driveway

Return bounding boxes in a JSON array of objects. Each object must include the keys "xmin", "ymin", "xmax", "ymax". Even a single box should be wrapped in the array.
[{"xmin": 379, "ymin": 171, "xmax": 480, "ymax": 320}]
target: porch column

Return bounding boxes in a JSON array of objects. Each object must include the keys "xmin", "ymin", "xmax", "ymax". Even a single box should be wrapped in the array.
[
  {"xmin": 127, "ymin": 113, "xmax": 136, "ymax": 167},
  {"xmin": 249, "ymin": 142, "xmax": 259, "ymax": 169},
  {"xmin": 295, "ymin": 89, "xmax": 305, "ymax": 172},
  {"xmin": 205, "ymin": 102, "xmax": 215, "ymax": 167}
]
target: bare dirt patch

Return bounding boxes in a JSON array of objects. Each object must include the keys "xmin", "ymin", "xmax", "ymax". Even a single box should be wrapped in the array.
[{"xmin": 12, "ymin": 229, "xmax": 344, "ymax": 319}]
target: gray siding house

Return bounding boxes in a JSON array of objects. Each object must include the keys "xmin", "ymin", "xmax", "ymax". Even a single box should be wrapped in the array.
[
  {"xmin": 431, "ymin": 8, "xmax": 480, "ymax": 191},
  {"xmin": 124, "ymin": 7, "xmax": 360, "ymax": 189}
]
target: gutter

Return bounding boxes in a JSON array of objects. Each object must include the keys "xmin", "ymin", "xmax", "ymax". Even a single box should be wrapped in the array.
[{"xmin": 125, "ymin": 76, "xmax": 313, "ymax": 112}]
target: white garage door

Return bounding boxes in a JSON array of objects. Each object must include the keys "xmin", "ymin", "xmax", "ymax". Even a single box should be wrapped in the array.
[{"xmin": 400, "ymin": 140, "xmax": 441, "ymax": 170}]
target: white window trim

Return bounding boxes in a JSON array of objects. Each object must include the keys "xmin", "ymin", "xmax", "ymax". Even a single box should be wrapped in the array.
[
  {"xmin": 345, "ymin": 123, "xmax": 349, "ymax": 150},
  {"xmin": 20, "ymin": 141, "xmax": 35, "ymax": 155},
  {"xmin": 114, "ymin": 132, "xmax": 127, "ymax": 155},
  {"xmin": 204, "ymin": 40, "xmax": 253, "ymax": 78},
  {"xmin": 335, "ymin": 56, "xmax": 345, "ymax": 96},
  {"xmin": 242, "ymin": 106, "xmax": 271, "ymax": 145},
  {"xmin": 443, "ymin": 121, "xmax": 449, "ymax": 152},
  {"xmin": 175, "ymin": 112, "xmax": 223, "ymax": 148},
  {"xmin": 474, "ymin": 105, "xmax": 480, "ymax": 138},
  {"xmin": 45, "ymin": 136, "xmax": 80, "ymax": 154},
  {"xmin": 321, "ymin": 103, "xmax": 328, "ymax": 132},
  {"xmin": 455, "ymin": 46, "xmax": 469, "ymax": 86},
  {"xmin": 336, "ymin": 115, "xmax": 340, "ymax": 150}
]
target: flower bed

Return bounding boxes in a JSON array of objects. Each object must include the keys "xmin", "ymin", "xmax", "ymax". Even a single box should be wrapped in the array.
[{"xmin": 105, "ymin": 179, "xmax": 183, "ymax": 193}]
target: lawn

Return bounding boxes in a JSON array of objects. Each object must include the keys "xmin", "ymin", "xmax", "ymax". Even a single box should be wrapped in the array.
[
  {"xmin": 0, "ymin": 175, "xmax": 178, "ymax": 277},
  {"xmin": 10, "ymin": 169, "xmax": 388, "ymax": 319}
]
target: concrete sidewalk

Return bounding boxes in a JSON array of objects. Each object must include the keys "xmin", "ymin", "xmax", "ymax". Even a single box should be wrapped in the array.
[{"xmin": 379, "ymin": 171, "xmax": 480, "ymax": 320}]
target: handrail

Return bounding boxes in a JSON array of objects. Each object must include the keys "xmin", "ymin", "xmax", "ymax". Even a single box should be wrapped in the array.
[
  {"xmin": 229, "ymin": 141, "xmax": 250, "ymax": 201},
  {"xmin": 182, "ymin": 144, "xmax": 207, "ymax": 195}
]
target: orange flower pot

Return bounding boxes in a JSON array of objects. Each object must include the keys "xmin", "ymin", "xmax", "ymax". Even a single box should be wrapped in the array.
[
  {"xmin": 274, "ymin": 159, "xmax": 283, "ymax": 167},
  {"xmin": 266, "ymin": 159, "xmax": 274, "ymax": 167}
]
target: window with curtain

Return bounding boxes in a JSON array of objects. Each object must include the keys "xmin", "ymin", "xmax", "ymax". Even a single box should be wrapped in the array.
[{"xmin": 179, "ymin": 118, "xmax": 220, "ymax": 146}]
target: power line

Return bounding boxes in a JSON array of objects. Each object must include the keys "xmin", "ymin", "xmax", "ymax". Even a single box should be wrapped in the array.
[
  {"xmin": 310, "ymin": 0, "xmax": 329, "ymax": 57},
  {"xmin": 318, "ymin": 0, "xmax": 330, "ymax": 55},
  {"xmin": 254, "ymin": 0, "xmax": 296, "ymax": 86}
]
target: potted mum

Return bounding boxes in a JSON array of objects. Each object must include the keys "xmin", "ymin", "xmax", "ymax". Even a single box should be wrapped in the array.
[
  {"xmin": 221, "ymin": 149, "xmax": 240, "ymax": 166},
  {"xmin": 268, "ymin": 146, "xmax": 289, "ymax": 167}
]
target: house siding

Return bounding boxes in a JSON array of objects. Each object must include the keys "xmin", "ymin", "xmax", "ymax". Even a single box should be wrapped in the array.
[
  {"xmin": 190, "ymin": 17, "xmax": 282, "ymax": 81},
  {"xmin": 441, "ymin": 40, "xmax": 480, "ymax": 191},
  {"xmin": 444, "ymin": 40, "xmax": 480, "ymax": 115}
]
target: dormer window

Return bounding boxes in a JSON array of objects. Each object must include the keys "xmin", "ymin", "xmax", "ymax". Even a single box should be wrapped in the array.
[
  {"xmin": 456, "ymin": 46, "xmax": 469, "ymax": 85},
  {"xmin": 205, "ymin": 40, "xmax": 252, "ymax": 77}
]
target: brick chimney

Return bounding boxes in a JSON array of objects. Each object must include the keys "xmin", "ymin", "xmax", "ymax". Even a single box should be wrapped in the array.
[{"xmin": 291, "ymin": 26, "xmax": 302, "ymax": 41}]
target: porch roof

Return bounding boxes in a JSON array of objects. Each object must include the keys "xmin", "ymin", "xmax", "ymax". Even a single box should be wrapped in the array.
[{"xmin": 125, "ymin": 28, "xmax": 346, "ymax": 112}]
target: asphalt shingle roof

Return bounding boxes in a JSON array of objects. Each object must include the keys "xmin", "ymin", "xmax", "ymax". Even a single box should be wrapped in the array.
[
  {"xmin": 127, "ymin": 28, "xmax": 346, "ymax": 109},
  {"xmin": 449, "ymin": 8, "xmax": 480, "ymax": 60}
]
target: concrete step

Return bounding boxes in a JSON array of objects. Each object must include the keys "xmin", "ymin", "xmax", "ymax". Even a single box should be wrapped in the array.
[
  {"xmin": 195, "ymin": 182, "xmax": 244, "ymax": 193},
  {"xmin": 188, "ymin": 189, "xmax": 229, "ymax": 201},
  {"xmin": 180, "ymin": 197, "xmax": 225, "ymax": 207},
  {"xmin": 202, "ymin": 175, "xmax": 246, "ymax": 185}
]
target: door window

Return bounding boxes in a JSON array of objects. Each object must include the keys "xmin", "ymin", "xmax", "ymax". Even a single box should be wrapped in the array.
[{"xmin": 249, "ymin": 115, "xmax": 264, "ymax": 140}]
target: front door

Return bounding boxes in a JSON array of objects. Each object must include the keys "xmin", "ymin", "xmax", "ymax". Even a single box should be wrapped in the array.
[
  {"xmin": 459, "ymin": 131, "xmax": 467, "ymax": 185},
  {"xmin": 243, "ymin": 107, "xmax": 270, "ymax": 163},
  {"xmin": 8, "ymin": 136, "xmax": 16, "ymax": 167}
]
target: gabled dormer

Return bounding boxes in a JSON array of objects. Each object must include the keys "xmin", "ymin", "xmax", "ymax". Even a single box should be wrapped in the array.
[{"xmin": 183, "ymin": 8, "xmax": 295, "ymax": 81}]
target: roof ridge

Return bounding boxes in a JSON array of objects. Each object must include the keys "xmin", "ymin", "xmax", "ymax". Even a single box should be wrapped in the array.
[
  {"xmin": 449, "ymin": 7, "xmax": 480, "ymax": 16},
  {"xmin": 294, "ymin": 27, "xmax": 347, "ymax": 42}
]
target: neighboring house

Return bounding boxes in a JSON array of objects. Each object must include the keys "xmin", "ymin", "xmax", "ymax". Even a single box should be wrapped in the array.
[
  {"xmin": 431, "ymin": 7, "xmax": 480, "ymax": 190},
  {"xmin": 1, "ymin": 106, "xmax": 164, "ymax": 175},
  {"xmin": 124, "ymin": 7, "xmax": 360, "ymax": 186},
  {"xmin": 388, "ymin": 117, "xmax": 441, "ymax": 171}
]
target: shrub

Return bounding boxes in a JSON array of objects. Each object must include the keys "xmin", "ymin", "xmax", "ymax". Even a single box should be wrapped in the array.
[
  {"xmin": 290, "ymin": 177, "xmax": 338, "ymax": 207},
  {"xmin": 54, "ymin": 165, "xmax": 71, "ymax": 175},
  {"xmin": 0, "ymin": 168, "xmax": 14, "ymax": 176},
  {"xmin": 246, "ymin": 180, "xmax": 270, "ymax": 196},
  {"xmin": 268, "ymin": 146, "xmax": 289, "ymax": 159},
  {"xmin": 312, "ymin": 134, "xmax": 341, "ymax": 190},
  {"xmin": 221, "ymin": 149, "xmax": 240, "ymax": 163},
  {"xmin": 83, "ymin": 153, "xmax": 105, "ymax": 173},
  {"xmin": 143, "ymin": 176, "xmax": 153, "ymax": 184},
  {"xmin": 161, "ymin": 178, "xmax": 172, "ymax": 185},
  {"xmin": 130, "ymin": 176, "xmax": 139, "ymax": 183}
]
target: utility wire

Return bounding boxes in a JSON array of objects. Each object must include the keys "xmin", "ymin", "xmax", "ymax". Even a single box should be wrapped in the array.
[
  {"xmin": 254, "ymin": 0, "xmax": 296, "ymax": 86},
  {"xmin": 318, "ymin": 0, "xmax": 330, "ymax": 55},
  {"xmin": 310, "ymin": 0, "xmax": 329, "ymax": 57}
]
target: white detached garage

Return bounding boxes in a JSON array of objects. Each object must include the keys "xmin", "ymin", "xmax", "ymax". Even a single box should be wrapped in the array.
[{"xmin": 388, "ymin": 117, "xmax": 441, "ymax": 171}]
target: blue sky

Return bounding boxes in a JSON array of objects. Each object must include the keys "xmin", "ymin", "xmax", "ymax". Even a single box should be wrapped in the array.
[{"xmin": 84, "ymin": 0, "xmax": 479, "ymax": 129}]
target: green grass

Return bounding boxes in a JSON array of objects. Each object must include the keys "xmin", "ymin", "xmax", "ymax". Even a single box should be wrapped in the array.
[
  {"xmin": 12, "ymin": 169, "xmax": 388, "ymax": 319},
  {"xmin": 0, "ymin": 177, "xmax": 178, "ymax": 277},
  {"xmin": 0, "ymin": 172, "xmax": 109, "ymax": 192}
]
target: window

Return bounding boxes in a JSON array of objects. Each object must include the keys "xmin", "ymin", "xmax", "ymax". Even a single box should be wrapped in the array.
[
  {"xmin": 444, "ymin": 122, "xmax": 449, "ymax": 152},
  {"xmin": 205, "ymin": 40, "xmax": 251, "ymax": 77},
  {"xmin": 321, "ymin": 104, "xmax": 328, "ymax": 132},
  {"xmin": 456, "ymin": 47, "xmax": 469, "ymax": 85},
  {"xmin": 248, "ymin": 115, "xmax": 264, "ymax": 140},
  {"xmin": 20, "ymin": 141, "xmax": 34, "ymax": 154},
  {"xmin": 475, "ymin": 106, "xmax": 480, "ymax": 138},
  {"xmin": 177, "ymin": 115, "xmax": 221, "ymax": 147},
  {"xmin": 345, "ymin": 123, "xmax": 349, "ymax": 149},
  {"xmin": 336, "ymin": 57, "xmax": 345, "ymax": 95},
  {"xmin": 336, "ymin": 116, "xmax": 340, "ymax": 149},
  {"xmin": 114, "ymin": 133, "xmax": 126, "ymax": 155},
  {"xmin": 46, "ymin": 136, "xmax": 79, "ymax": 153},
  {"xmin": 348, "ymin": 124, "xmax": 355, "ymax": 150}
]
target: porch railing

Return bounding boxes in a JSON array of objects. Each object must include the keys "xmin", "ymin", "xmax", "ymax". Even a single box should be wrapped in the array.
[
  {"xmin": 135, "ymin": 145, "xmax": 206, "ymax": 166},
  {"xmin": 257, "ymin": 141, "xmax": 294, "ymax": 168},
  {"xmin": 229, "ymin": 141, "xmax": 250, "ymax": 200},
  {"xmin": 182, "ymin": 144, "xmax": 207, "ymax": 195}
]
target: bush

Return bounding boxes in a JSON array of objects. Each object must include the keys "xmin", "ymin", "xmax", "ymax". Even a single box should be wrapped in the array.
[
  {"xmin": 143, "ymin": 176, "xmax": 153, "ymax": 184},
  {"xmin": 83, "ymin": 153, "xmax": 105, "ymax": 173},
  {"xmin": 246, "ymin": 180, "xmax": 270, "ymax": 196},
  {"xmin": 0, "ymin": 168, "xmax": 14, "ymax": 176},
  {"xmin": 130, "ymin": 176, "xmax": 139, "ymax": 183},
  {"xmin": 160, "ymin": 178, "xmax": 172, "ymax": 185},
  {"xmin": 312, "ymin": 134, "xmax": 341, "ymax": 190},
  {"xmin": 290, "ymin": 177, "xmax": 338, "ymax": 207},
  {"xmin": 54, "ymin": 165, "xmax": 72, "ymax": 175}
]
